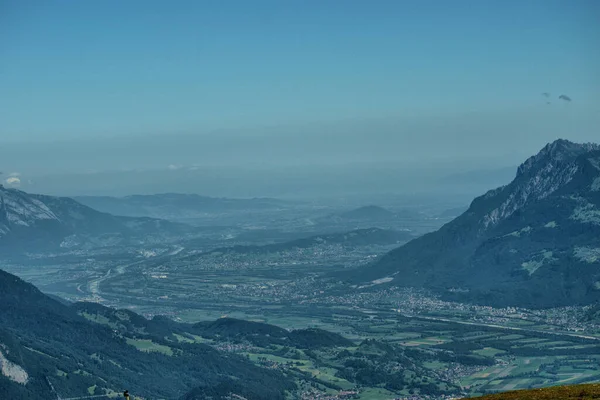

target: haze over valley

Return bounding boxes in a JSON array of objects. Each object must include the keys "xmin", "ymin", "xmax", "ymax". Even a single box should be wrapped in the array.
[
  {"xmin": 2, "ymin": 139, "xmax": 600, "ymax": 400},
  {"xmin": 1, "ymin": 1, "xmax": 599, "ymax": 399}
]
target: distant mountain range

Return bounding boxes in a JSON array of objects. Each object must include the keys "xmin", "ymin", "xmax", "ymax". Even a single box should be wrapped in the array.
[
  {"xmin": 0, "ymin": 187, "xmax": 193, "ymax": 252},
  {"xmin": 350, "ymin": 139, "xmax": 600, "ymax": 308},
  {"xmin": 73, "ymin": 193, "xmax": 292, "ymax": 220},
  {"xmin": 190, "ymin": 317, "xmax": 353, "ymax": 349}
]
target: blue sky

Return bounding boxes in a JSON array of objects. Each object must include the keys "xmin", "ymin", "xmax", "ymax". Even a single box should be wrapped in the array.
[{"xmin": 1, "ymin": 0, "xmax": 598, "ymax": 142}]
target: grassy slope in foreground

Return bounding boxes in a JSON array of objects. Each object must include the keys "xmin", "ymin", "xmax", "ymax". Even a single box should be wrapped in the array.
[{"xmin": 465, "ymin": 383, "xmax": 600, "ymax": 399}]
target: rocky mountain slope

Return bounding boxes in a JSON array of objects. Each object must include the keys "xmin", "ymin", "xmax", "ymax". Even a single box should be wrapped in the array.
[
  {"xmin": 0, "ymin": 186, "xmax": 193, "ymax": 252},
  {"xmin": 351, "ymin": 139, "xmax": 600, "ymax": 308}
]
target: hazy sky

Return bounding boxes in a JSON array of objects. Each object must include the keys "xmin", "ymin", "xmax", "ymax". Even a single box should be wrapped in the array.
[
  {"xmin": 0, "ymin": 0, "xmax": 599, "ymax": 197},
  {"xmin": 1, "ymin": 0, "xmax": 598, "ymax": 141}
]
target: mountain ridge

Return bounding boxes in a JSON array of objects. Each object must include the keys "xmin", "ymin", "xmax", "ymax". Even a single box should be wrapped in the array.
[
  {"xmin": 0, "ymin": 268, "xmax": 296, "ymax": 400},
  {"xmin": 73, "ymin": 193, "xmax": 292, "ymax": 220},
  {"xmin": 350, "ymin": 139, "xmax": 600, "ymax": 308},
  {"xmin": 0, "ymin": 186, "xmax": 193, "ymax": 252}
]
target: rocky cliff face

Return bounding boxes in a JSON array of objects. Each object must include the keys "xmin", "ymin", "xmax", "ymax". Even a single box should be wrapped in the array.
[
  {"xmin": 480, "ymin": 139, "xmax": 599, "ymax": 229},
  {"xmin": 351, "ymin": 140, "xmax": 600, "ymax": 308}
]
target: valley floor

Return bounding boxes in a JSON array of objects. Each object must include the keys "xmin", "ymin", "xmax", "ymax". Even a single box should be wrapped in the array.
[{"xmin": 3, "ymin": 221, "xmax": 599, "ymax": 400}]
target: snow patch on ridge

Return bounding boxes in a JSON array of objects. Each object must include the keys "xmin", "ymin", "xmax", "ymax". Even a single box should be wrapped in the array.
[
  {"xmin": 574, "ymin": 247, "xmax": 600, "ymax": 263},
  {"xmin": 521, "ymin": 250, "xmax": 556, "ymax": 275},
  {"xmin": 2, "ymin": 191, "xmax": 59, "ymax": 227},
  {"xmin": 0, "ymin": 346, "xmax": 28, "ymax": 385},
  {"xmin": 571, "ymin": 199, "xmax": 600, "ymax": 225}
]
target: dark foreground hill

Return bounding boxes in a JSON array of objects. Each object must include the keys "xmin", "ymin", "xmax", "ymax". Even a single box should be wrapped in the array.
[
  {"xmin": 0, "ymin": 268, "xmax": 295, "ymax": 400},
  {"xmin": 2, "ymin": 267, "xmax": 462, "ymax": 399},
  {"xmin": 2, "ymin": 268, "xmax": 372, "ymax": 400},
  {"xmin": 350, "ymin": 140, "xmax": 600, "ymax": 308},
  {"xmin": 464, "ymin": 383, "xmax": 600, "ymax": 399},
  {"xmin": 0, "ymin": 268, "xmax": 471, "ymax": 399},
  {"xmin": 191, "ymin": 318, "xmax": 354, "ymax": 348}
]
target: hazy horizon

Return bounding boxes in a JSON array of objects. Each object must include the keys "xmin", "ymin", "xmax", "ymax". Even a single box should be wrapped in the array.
[{"xmin": 1, "ymin": 0, "xmax": 599, "ymax": 197}]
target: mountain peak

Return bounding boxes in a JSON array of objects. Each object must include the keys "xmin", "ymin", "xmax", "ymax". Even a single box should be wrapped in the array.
[
  {"xmin": 479, "ymin": 140, "xmax": 600, "ymax": 229},
  {"xmin": 351, "ymin": 139, "xmax": 600, "ymax": 308},
  {"xmin": 517, "ymin": 139, "xmax": 600, "ymax": 177},
  {"xmin": 0, "ymin": 187, "xmax": 193, "ymax": 252}
]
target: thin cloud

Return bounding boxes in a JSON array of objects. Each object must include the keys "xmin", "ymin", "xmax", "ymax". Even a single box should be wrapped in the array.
[{"xmin": 5, "ymin": 177, "xmax": 21, "ymax": 186}]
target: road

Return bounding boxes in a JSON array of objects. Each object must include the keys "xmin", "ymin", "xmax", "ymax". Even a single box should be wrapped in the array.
[{"xmin": 84, "ymin": 248, "xmax": 184, "ymax": 303}]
